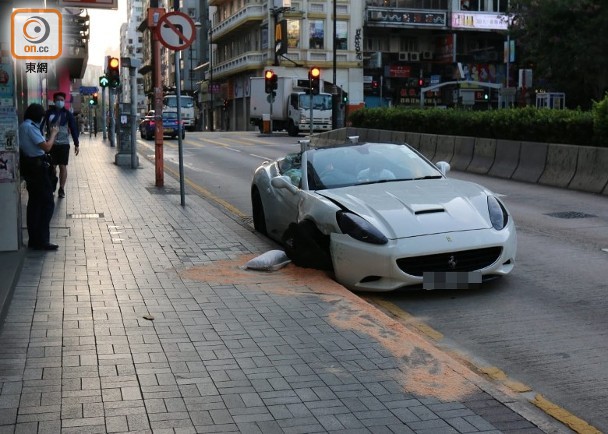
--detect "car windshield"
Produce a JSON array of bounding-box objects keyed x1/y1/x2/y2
[
  {"x1": 163, "y1": 96, "x2": 194, "y2": 108},
  {"x1": 306, "y1": 143, "x2": 442, "y2": 190},
  {"x1": 299, "y1": 94, "x2": 332, "y2": 110}
]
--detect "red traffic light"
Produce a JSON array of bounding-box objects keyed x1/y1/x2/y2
[
  {"x1": 418, "y1": 78, "x2": 424, "y2": 87},
  {"x1": 265, "y1": 70, "x2": 274, "y2": 80}
]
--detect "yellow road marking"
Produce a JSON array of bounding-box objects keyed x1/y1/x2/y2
[
  {"x1": 140, "y1": 149, "x2": 248, "y2": 219},
  {"x1": 364, "y1": 296, "x2": 443, "y2": 341},
  {"x1": 365, "y1": 297, "x2": 599, "y2": 433},
  {"x1": 533, "y1": 394, "x2": 602, "y2": 434}
]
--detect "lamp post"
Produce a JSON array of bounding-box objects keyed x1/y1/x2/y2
[
  {"x1": 208, "y1": 21, "x2": 214, "y2": 132},
  {"x1": 190, "y1": 20, "x2": 202, "y2": 92}
]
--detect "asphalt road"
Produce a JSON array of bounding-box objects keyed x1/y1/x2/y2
[{"x1": 137, "y1": 131, "x2": 608, "y2": 432}]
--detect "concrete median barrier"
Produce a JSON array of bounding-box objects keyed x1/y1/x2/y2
[
  {"x1": 567, "y1": 146, "x2": 608, "y2": 194},
  {"x1": 419, "y1": 134, "x2": 437, "y2": 160},
  {"x1": 391, "y1": 131, "x2": 407, "y2": 144},
  {"x1": 538, "y1": 143, "x2": 578, "y2": 188},
  {"x1": 365, "y1": 129, "x2": 381, "y2": 142},
  {"x1": 489, "y1": 139, "x2": 521, "y2": 179},
  {"x1": 512, "y1": 141, "x2": 548, "y2": 183},
  {"x1": 467, "y1": 138, "x2": 496, "y2": 174},
  {"x1": 434, "y1": 135, "x2": 454, "y2": 163},
  {"x1": 378, "y1": 129, "x2": 393, "y2": 142},
  {"x1": 405, "y1": 132, "x2": 421, "y2": 149},
  {"x1": 450, "y1": 136, "x2": 475, "y2": 171}
]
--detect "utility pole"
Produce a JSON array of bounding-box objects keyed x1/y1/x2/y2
[{"x1": 208, "y1": 23, "x2": 214, "y2": 132}]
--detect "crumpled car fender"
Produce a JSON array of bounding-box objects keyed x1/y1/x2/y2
[{"x1": 296, "y1": 192, "x2": 342, "y2": 236}]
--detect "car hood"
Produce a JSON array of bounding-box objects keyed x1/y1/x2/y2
[{"x1": 317, "y1": 179, "x2": 494, "y2": 239}]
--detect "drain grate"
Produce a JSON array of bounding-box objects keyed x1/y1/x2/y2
[
  {"x1": 242, "y1": 216, "x2": 254, "y2": 227},
  {"x1": 146, "y1": 186, "x2": 180, "y2": 195},
  {"x1": 68, "y1": 213, "x2": 104, "y2": 219},
  {"x1": 545, "y1": 211, "x2": 596, "y2": 219}
]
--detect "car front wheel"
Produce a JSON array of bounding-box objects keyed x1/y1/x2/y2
[{"x1": 251, "y1": 188, "x2": 267, "y2": 235}]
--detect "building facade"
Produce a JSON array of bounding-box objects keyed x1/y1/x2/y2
[
  {"x1": 120, "y1": 0, "x2": 147, "y2": 116},
  {"x1": 136, "y1": 0, "x2": 512, "y2": 131}
]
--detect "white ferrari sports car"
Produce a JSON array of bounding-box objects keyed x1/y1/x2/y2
[{"x1": 251, "y1": 137, "x2": 516, "y2": 292}]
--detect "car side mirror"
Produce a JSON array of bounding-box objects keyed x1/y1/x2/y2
[
  {"x1": 436, "y1": 161, "x2": 450, "y2": 176},
  {"x1": 271, "y1": 175, "x2": 297, "y2": 193}
]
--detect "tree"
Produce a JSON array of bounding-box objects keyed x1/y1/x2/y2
[{"x1": 510, "y1": 0, "x2": 608, "y2": 109}]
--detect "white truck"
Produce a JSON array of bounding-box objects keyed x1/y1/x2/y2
[
  {"x1": 163, "y1": 94, "x2": 196, "y2": 131},
  {"x1": 249, "y1": 76, "x2": 333, "y2": 136}
]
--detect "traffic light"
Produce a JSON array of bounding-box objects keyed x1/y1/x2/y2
[
  {"x1": 371, "y1": 80, "x2": 379, "y2": 95},
  {"x1": 107, "y1": 57, "x2": 120, "y2": 88},
  {"x1": 418, "y1": 78, "x2": 424, "y2": 87},
  {"x1": 270, "y1": 73, "x2": 278, "y2": 91},
  {"x1": 89, "y1": 92, "x2": 98, "y2": 106},
  {"x1": 265, "y1": 70, "x2": 275, "y2": 94},
  {"x1": 99, "y1": 75, "x2": 109, "y2": 88},
  {"x1": 309, "y1": 67, "x2": 321, "y2": 95}
]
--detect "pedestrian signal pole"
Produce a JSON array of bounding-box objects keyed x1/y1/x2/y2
[
  {"x1": 308, "y1": 67, "x2": 320, "y2": 135},
  {"x1": 264, "y1": 70, "x2": 277, "y2": 133}
]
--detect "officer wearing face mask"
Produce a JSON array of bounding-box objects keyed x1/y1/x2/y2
[
  {"x1": 42, "y1": 91, "x2": 80, "y2": 198},
  {"x1": 19, "y1": 103, "x2": 60, "y2": 250}
]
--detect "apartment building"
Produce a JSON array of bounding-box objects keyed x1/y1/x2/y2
[{"x1": 138, "y1": 0, "x2": 511, "y2": 130}]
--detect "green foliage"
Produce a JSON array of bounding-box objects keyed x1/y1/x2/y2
[
  {"x1": 348, "y1": 107, "x2": 597, "y2": 147},
  {"x1": 593, "y1": 93, "x2": 608, "y2": 146},
  {"x1": 509, "y1": 0, "x2": 608, "y2": 109}
]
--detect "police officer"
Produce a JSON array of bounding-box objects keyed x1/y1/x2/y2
[{"x1": 19, "y1": 103, "x2": 60, "y2": 250}]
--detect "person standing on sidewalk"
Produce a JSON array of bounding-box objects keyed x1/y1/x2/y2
[
  {"x1": 19, "y1": 103, "x2": 60, "y2": 250},
  {"x1": 43, "y1": 92, "x2": 79, "y2": 198}
]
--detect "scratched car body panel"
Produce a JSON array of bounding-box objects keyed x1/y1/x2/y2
[{"x1": 251, "y1": 139, "x2": 517, "y2": 292}]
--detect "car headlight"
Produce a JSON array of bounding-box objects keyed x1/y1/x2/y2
[
  {"x1": 488, "y1": 196, "x2": 508, "y2": 230},
  {"x1": 336, "y1": 211, "x2": 388, "y2": 244}
]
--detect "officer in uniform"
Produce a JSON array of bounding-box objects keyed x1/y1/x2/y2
[{"x1": 19, "y1": 103, "x2": 59, "y2": 250}]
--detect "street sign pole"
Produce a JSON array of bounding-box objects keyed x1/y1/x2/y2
[
  {"x1": 101, "y1": 86, "x2": 107, "y2": 139},
  {"x1": 156, "y1": 9, "x2": 196, "y2": 196},
  {"x1": 175, "y1": 50, "x2": 186, "y2": 207}
]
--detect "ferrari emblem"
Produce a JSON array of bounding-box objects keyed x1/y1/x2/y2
[{"x1": 448, "y1": 255, "x2": 457, "y2": 270}]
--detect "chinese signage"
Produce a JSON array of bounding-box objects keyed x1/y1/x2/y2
[
  {"x1": 387, "y1": 65, "x2": 411, "y2": 78},
  {"x1": 59, "y1": 0, "x2": 118, "y2": 10},
  {"x1": 367, "y1": 9, "x2": 446, "y2": 27},
  {"x1": 451, "y1": 12, "x2": 509, "y2": 30}
]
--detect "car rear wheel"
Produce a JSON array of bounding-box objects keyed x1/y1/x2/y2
[{"x1": 251, "y1": 189, "x2": 267, "y2": 235}]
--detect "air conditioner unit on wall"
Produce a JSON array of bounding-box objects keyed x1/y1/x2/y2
[
  {"x1": 409, "y1": 52, "x2": 420, "y2": 61},
  {"x1": 398, "y1": 52, "x2": 409, "y2": 61},
  {"x1": 422, "y1": 51, "x2": 433, "y2": 60}
]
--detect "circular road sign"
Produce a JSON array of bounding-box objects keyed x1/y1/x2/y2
[{"x1": 156, "y1": 11, "x2": 196, "y2": 51}]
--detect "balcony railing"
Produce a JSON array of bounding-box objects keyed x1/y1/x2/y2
[
  {"x1": 212, "y1": 51, "x2": 266, "y2": 80},
  {"x1": 211, "y1": 5, "x2": 266, "y2": 40}
]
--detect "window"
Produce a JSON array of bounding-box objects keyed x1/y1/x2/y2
[
  {"x1": 309, "y1": 20, "x2": 324, "y2": 49},
  {"x1": 287, "y1": 20, "x2": 300, "y2": 48},
  {"x1": 336, "y1": 21, "x2": 348, "y2": 50}
]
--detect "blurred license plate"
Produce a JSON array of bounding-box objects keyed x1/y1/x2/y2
[
  {"x1": 423, "y1": 271, "x2": 482, "y2": 290},
  {"x1": 164, "y1": 128, "x2": 175, "y2": 134}
]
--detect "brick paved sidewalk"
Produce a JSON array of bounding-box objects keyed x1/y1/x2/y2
[{"x1": 0, "y1": 136, "x2": 571, "y2": 433}]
